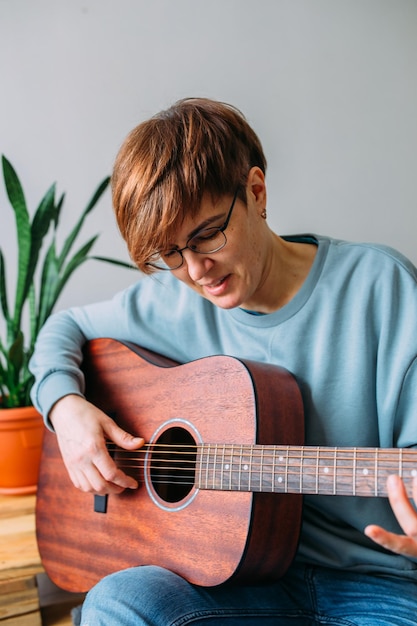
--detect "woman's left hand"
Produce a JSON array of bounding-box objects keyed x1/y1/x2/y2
[{"x1": 365, "y1": 474, "x2": 417, "y2": 558}]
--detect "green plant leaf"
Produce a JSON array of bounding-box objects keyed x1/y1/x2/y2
[
  {"x1": 2, "y1": 156, "x2": 27, "y2": 215},
  {"x1": 2, "y1": 156, "x2": 31, "y2": 335},
  {"x1": 52, "y1": 192, "x2": 65, "y2": 230},
  {"x1": 0, "y1": 356, "x2": 6, "y2": 402},
  {"x1": 30, "y1": 184, "x2": 57, "y2": 262},
  {"x1": 54, "y1": 236, "x2": 99, "y2": 303},
  {"x1": 36, "y1": 241, "x2": 60, "y2": 336},
  {"x1": 91, "y1": 256, "x2": 137, "y2": 270},
  {"x1": 8, "y1": 330, "x2": 24, "y2": 382},
  {"x1": 0, "y1": 249, "x2": 10, "y2": 322},
  {"x1": 0, "y1": 160, "x2": 128, "y2": 408},
  {"x1": 28, "y1": 283, "x2": 37, "y2": 351},
  {"x1": 56, "y1": 177, "x2": 110, "y2": 271},
  {"x1": 16, "y1": 185, "x2": 58, "y2": 329}
]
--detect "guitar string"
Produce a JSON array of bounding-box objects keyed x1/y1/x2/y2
[
  {"x1": 104, "y1": 445, "x2": 416, "y2": 468},
  {"x1": 112, "y1": 462, "x2": 407, "y2": 477},
  {"x1": 106, "y1": 462, "x2": 411, "y2": 478},
  {"x1": 108, "y1": 451, "x2": 417, "y2": 471},
  {"x1": 107, "y1": 459, "x2": 414, "y2": 481},
  {"x1": 100, "y1": 444, "x2": 416, "y2": 487},
  {"x1": 105, "y1": 449, "x2": 415, "y2": 465},
  {"x1": 98, "y1": 465, "x2": 410, "y2": 494},
  {"x1": 109, "y1": 453, "x2": 409, "y2": 465},
  {"x1": 105, "y1": 443, "x2": 417, "y2": 458}
]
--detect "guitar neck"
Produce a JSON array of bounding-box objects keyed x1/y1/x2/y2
[{"x1": 196, "y1": 444, "x2": 417, "y2": 498}]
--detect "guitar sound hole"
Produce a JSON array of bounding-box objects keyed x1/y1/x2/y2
[{"x1": 150, "y1": 427, "x2": 197, "y2": 503}]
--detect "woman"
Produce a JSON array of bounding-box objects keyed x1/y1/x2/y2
[{"x1": 31, "y1": 98, "x2": 417, "y2": 625}]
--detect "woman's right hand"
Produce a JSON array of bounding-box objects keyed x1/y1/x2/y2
[{"x1": 49, "y1": 394, "x2": 144, "y2": 495}]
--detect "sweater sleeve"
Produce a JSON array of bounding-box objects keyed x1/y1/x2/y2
[{"x1": 29, "y1": 283, "x2": 144, "y2": 423}]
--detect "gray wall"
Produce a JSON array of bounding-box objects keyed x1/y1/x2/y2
[{"x1": 1, "y1": 0, "x2": 416, "y2": 312}]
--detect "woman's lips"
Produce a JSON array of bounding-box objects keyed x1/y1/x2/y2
[{"x1": 200, "y1": 274, "x2": 230, "y2": 296}]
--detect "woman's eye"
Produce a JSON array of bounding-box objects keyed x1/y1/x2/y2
[
  {"x1": 193, "y1": 228, "x2": 219, "y2": 243},
  {"x1": 162, "y1": 249, "x2": 178, "y2": 259}
]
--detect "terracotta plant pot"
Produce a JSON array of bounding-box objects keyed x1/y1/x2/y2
[{"x1": 0, "y1": 405, "x2": 45, "y2": 495}]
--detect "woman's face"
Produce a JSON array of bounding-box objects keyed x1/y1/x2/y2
[{"x1": 170, "y1": 168, "x2": 273, "y2": 312}]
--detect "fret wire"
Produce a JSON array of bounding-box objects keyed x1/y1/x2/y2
[
  {"x1": 213, "y1": 444, "x2": 218, "y2": 490},
  {"x1": 272, "y1": 446, "x2": 276, "y2": 492},
  {"x1": 248, "y1": 448, "x2": 253, "y2": 491},
  {"x1": 205, "y1": 443, "x2": 210, "y2": 489},
  {"x1": 197, "y1": 445, "x2": 203, "y2": 489},
  {"x1": 374, "y1": 447, "x2": 378, "y2": 496},
  {"x1": 229, "y1": 444, "x2": 234, "y2": 491},
  {"x1": 399, "y1": 448, "x2": 403, "y2": 478},
  {"x1": 220, "y1": 444, "x2": 225, "y2": 490},
  {"x1": 299, "y1": 446, "x2": 304, "y2": 493},
  {"x1": 333, "y1": 447, "x2": 337, "y2": 495},
  {"x1": 260, "y1": 446, "x2": 264, "y2": 492},
  {"x1": 223, "y1": 444, "x2": 228, "y2": 490},
  {"x1": 315, "y1": 447, "x2": 319, "y2": 494},
  {"x1": 285, "y1": 446, "x2": 289, "y2": 493},
  {"x1": 353, "y1": 447, "x2": 357, "y2": 496},
  {"x1": 237, "y1": 444, "x2": 242, "y2": 491}
]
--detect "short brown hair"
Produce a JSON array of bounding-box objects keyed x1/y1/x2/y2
[{"x1": 112, "y1": 97, "x2": 267, "y2": 273}]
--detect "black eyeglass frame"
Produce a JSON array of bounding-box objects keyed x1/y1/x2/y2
[{"x1": 146, "y1": 188, "x2": 240, "y2": 271}]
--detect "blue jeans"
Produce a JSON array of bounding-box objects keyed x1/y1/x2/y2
[{"x1": 80, "y1": 563, "x2": 417, "y2": 625}]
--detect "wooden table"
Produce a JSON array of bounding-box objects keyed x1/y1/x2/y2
[{"x1": 0, "y1": 494, "x2": 83, "y2": 626}]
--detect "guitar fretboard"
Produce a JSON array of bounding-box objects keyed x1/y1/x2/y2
[{"x1": 196, "y1": 445, "x2": 417, "y2": 498}]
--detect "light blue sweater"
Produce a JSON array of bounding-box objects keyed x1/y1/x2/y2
[{"x1": 30, "y1": 235, "x2": 417, "y2": 579}]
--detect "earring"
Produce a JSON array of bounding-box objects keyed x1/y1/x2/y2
[{"x1": 261, "y1": 209, "x2": 267, "y2": 219}]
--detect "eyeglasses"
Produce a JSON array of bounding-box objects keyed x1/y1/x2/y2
[{"x1": 146, "y1": 189, "x2": 239, "y2": 270}]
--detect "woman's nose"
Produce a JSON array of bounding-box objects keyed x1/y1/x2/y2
[{"x1": 182, "y1": 249, "x2": 214, "y2": 281}]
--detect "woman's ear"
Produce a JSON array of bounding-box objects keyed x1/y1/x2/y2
[{"x1": 246, "y1": 166, "x2": 267, "y2": 214}]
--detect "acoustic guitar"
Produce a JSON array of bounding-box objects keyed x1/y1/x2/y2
[{"x1": 36, "y1": 338, "x2": 417, "y2": 593}]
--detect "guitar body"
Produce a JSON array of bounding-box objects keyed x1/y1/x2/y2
[{"x1": 36, "y1": 338, "x2": 304, "y2": 592}]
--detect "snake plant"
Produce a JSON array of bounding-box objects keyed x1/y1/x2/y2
[{"x1": 0, "y1": 155, "x2": 133, "y2": 408}]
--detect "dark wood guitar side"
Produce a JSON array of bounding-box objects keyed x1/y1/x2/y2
[{"x1": 36, "y1": 338, "x2": 304, "y2": 592}]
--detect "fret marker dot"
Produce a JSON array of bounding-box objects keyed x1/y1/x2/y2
[
  {"x1": 279, "y1": 456, "x2": 284, "y2": 462},
  {"x1": 243, "y1": 464, "x2": 249, "y2": 471},
  {"x1": 278, "y1": 476, "x2": 283, "y2": 483},
  {"x1": 363, "y1": 468, "x2": 369, "y2": 475},
  {"x1": 324, "y1": 467, "x2": 329, "y2": 474},
  {"x1": 225, "y1": 464, "x2": 230, "y2": 470},
  {"x1": 412, "y1": 469, "x2": 417, "y2": 477}
]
